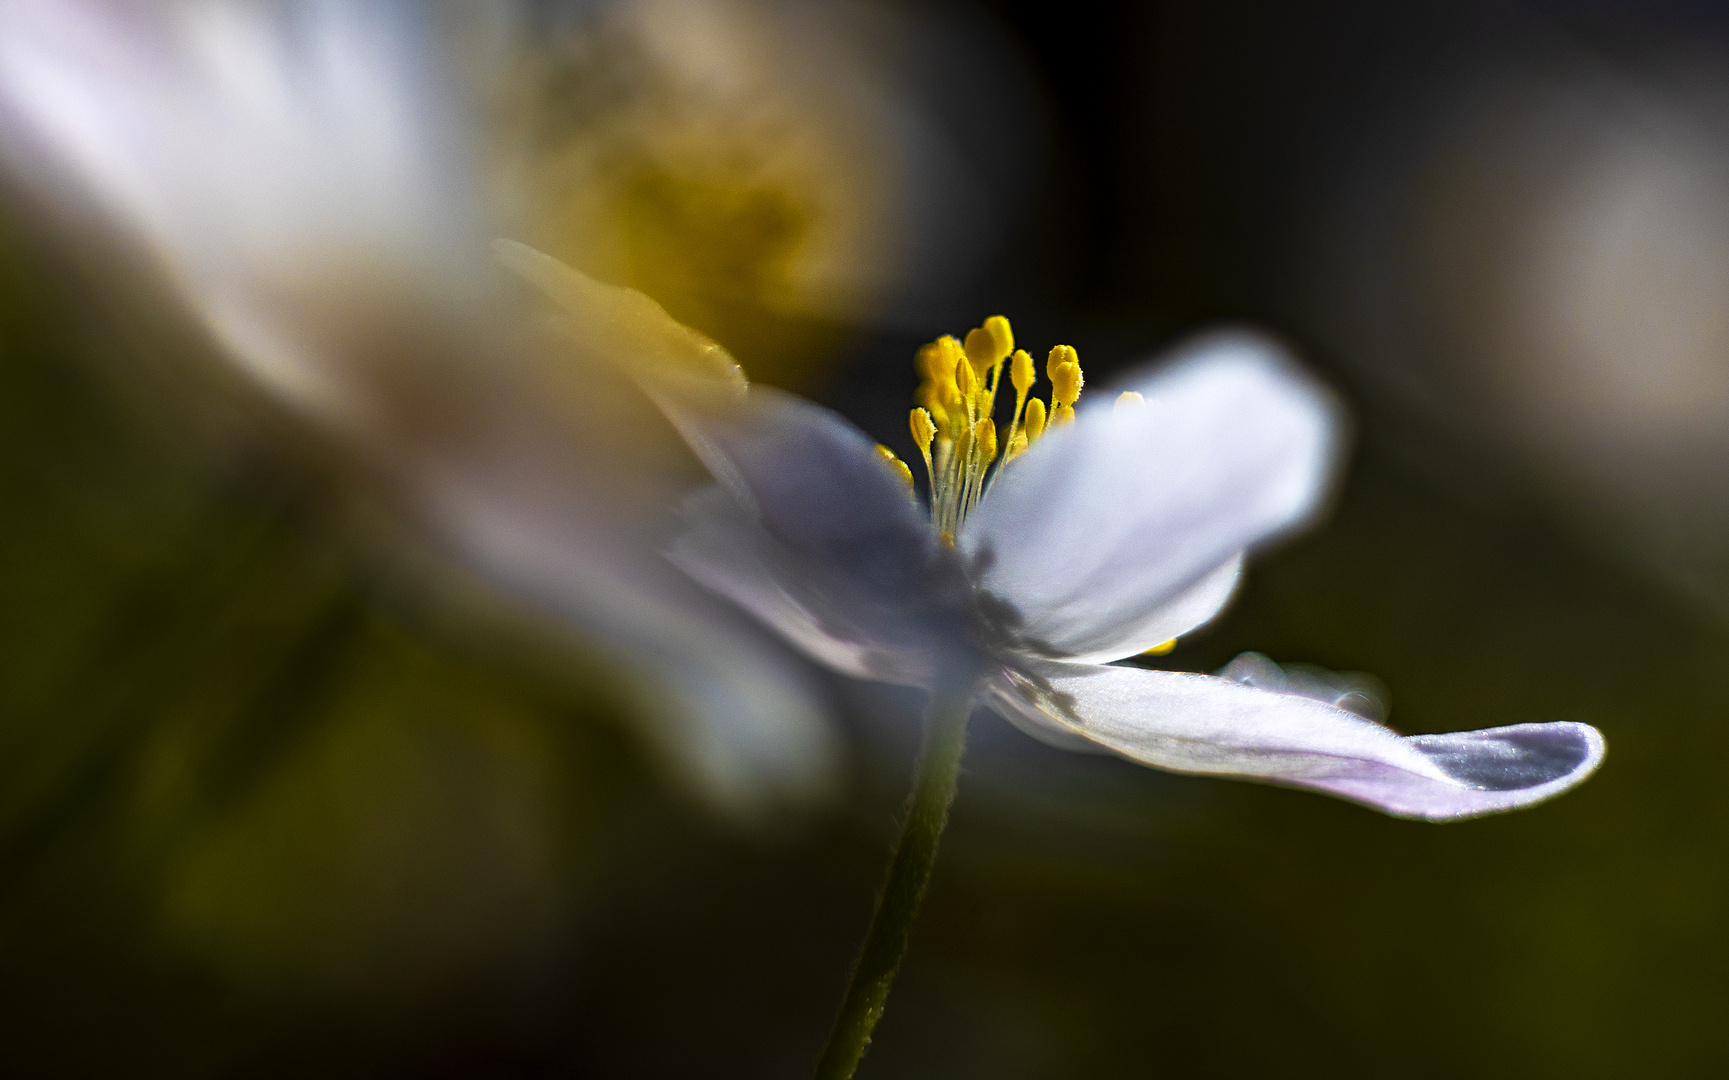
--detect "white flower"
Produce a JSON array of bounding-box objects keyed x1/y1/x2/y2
[
  {"x1": 0, "y1": 0, "x2": 839, "y2": 817},
  {"x1": 649, "y1": 320, "x2": 1605, "y2": 821}
]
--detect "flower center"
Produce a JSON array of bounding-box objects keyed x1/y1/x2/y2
[{"x1": 876, "y1": 316, "x2": 1087, "y2": 543}]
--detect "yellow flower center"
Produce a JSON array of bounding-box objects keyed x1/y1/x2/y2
[{"x1": 875, "y1": 315, "x2": 1108, "y2": 544}]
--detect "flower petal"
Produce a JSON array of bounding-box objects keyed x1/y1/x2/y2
[
  {"x1": 0, "y1": 0, "x2": 480, "y2": 419},
  {"x1": 494, "y1": 240, "x2": 748, "y2": 394},
  {"x1": 663, "y1": 388, "x2": 975, "y2": 682},
  {"x1": 0, "y1": 1, "x2": 843, "y2": 820},
  {"x1": 669, "y1": 486, "x2": 944, "y2": 686},
  {"x1": 960, "y1": 331, "x2": 1341, "y2": 662},
  {"x1": 989, "y1": 661, "x2": 1605, "y2": 820}
]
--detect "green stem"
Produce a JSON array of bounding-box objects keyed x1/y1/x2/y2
[{"x1": 811, "y1": 675, "x2": 977, "y2": 1080}]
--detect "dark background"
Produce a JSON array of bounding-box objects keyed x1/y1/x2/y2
[{"x1": 4, "y1": 1, "x2": 1726, "y2": 1076}]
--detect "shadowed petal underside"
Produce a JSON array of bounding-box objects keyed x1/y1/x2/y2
[
  {"x1": 663, "y1": 387, "x2": 976, "y2": 676},
  {"x1": 670, "y1": 486, "x2": 948, "y2": 686}
]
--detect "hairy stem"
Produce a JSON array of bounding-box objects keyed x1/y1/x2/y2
[{"x1": 810, "y1": 675, "x2": 976, "y2": 1080}]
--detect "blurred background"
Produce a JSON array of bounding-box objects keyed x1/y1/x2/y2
[{"x1": 2, "y1": 0, "x2": 1727, "y2": 1076}]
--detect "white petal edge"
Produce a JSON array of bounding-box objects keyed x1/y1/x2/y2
[
  {"x1": 960, "y1": 330, "x2": 1341, "y2": 663},
  {"x1": 1031, "y1": 554, "x2": 1243, "y2": 665},
  {"x1": 989, "y1": 661, "x2": 1605, "y2": 821}
]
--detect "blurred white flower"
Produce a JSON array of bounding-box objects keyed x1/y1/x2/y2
[{"x1": 0, "y1": 0, "x2": 856, "y2": 817}]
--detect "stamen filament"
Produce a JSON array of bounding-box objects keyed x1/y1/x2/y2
[
  {"x1": 1003, "y1": 349, "x2": 1036, "y2": 463},
  {"x1": 909, "y1": 408, "x2": 938, "y2": 498}
]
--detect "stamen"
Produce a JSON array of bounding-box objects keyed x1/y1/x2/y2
[
  {"x1": 904, "y1": 318, "x2": 1082, "y2": 532},
  {"x1": 915, "y1": 384, "x2": 949, "y2": 432},
  {"x1": 916, "y1": 340, "x2": 948, "y2": 382},
  {"x1": 1050, "y1": 356, "x2": 1082, "y2": 429},
  {"x1": 974, "y1": 419, "x2": 998, "y2": 462},
  {"x1": 910, "y1": 407, "x2": 936, "y2": 455},
  {"x1": 1046, "y1": 344, "x2": 1077, "y2": 381},
  {"x1": 1023, "y1": 398, "x2": 1047, "y2": 443},
  {"x1": 939, "y1": 424, "x2": 974, "y2": 534},
  {"x1": 909, "y1": 407, "x2": 937, "y2": 494},
  {"x1": 1002, "y1": 348, "x2": 1037, "y2": 463},
  {"x1": 1141, "y1": 639, "x2": 1177, "y2": 656},
  {"x1": 877, "y1": 444, "x2": 915, "y2": 491},
  {"x1": 1114, "y1": 391, "x2": 1144, "y2": 412},
  {"x1": 1010, "y1": 349, "x2": 1035, "y2": 396},
  {"x1": 1051, "y1": 360, "x2": 1082, "y2": 407},
  {"x1": 963, "y1": 327, "x2": 1001, "y2": 376},
  {"x1": 954, "y1": 353, "x2": 978, "y2": 408},
  {"x1": 962, "y1": 418, "x2": 997, "y2": 520},
  {"x1": 936, "y1": 335, "x2": 966, "y2": 382}
]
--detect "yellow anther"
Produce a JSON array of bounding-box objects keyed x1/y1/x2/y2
[
  {"x1": 1141, "y1": 639, "x2": 1177, "y2": 656},
  {"x1": 921, "y1": 337, "x2": 965, "y2": 391},
  {"x1": 1023, "y1": 398, "x2": 1047, "y2": 442},
  {"x1": 909, "y1": 408, "x2": 936, "y2": 454},
  {"x1": 1047, "y1": 344, "x2": 1078, "y2": 382},
  {"x1": 1052, "y1": 361, "x2": 1083, "y2": 408},
  {"x1": 877, "y1": 444, "x2": 915, "y2": 490},
  {"x1": 902, "y1": 315, "x2": 1087, "y2": 531},
  {"x1": 974, "y1": 418, "x2": 998, "y2": 465},
  {"x1": 1114, "y1": 390, "x2": 1145, "y2": 412},
  {"x1": 954, "y1": 354, "x2": 977, "y2": 399},
  {"x1": 964, "y1": 326, "x2": 1000, "y2": 375},
  {"x1": 1010, "y1": 349, "x2": 1035, "y2": 395},
  {"x1": 908, "y1": 408, "x2": 939, "y2": 504},
  {"x1": 916, "y1": 340, "x2": 948, "y2": 383},
  {"x1": 914, "y1": 385, "x2": 950, "y2": 433}
]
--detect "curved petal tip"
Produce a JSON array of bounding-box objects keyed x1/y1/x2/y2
[{"x1": 1389, "y1": 721, "x2": 1606, "y2": 821}]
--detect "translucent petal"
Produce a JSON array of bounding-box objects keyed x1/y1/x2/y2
[
  {"x1": 960, "y1": 331, "x2": 1340, "y2": 662},
  {"x1": 494, "y1": 240, "x2": 748, "y2": 394},
  {"x1": 980, "y1": 675, "x2": 1111, "y2": 754},
  {"x1": 670, "y1": 486, "x2": 946, "y2": 686},
  {"x1": 664, "y1": 389, "x2": 975, "y2": 681},
  {"x1": 424, "y1": 469, "x2": 843, "y2": 819},
  {"x1": 1216, "y1": 650, "x2": 1391, "y2": 721},
  {"x1": 0, "y1": 0, "x2": 479, "y2": 419},
  {"x1": 1012, "y1": 554, "x2": 1244, "y2": 665},
  {"x1": 989, "y1": 661, "x2": 1605, "y2": 821}
]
